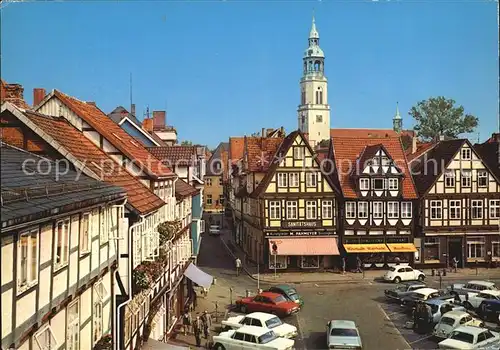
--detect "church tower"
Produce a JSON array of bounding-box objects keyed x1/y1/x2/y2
[
  {"x1": 393, "y1": 102, "x2": 403, "y2": 133},
  {"x1": 297, "y1": 16, "x2": 330, "y2": 147}
]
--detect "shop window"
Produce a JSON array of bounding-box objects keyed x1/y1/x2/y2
[
  {"x1": 424, "y1": 238, "x2": 440, "y2": 262},
  {"x1": 449, "y1": 200, "x2": 461, "y2": 219},
  {"x1": 269, "y1": 255, "x2": 287, "y2": 269},
  {"x1": 444, "y1": 170, "x2": 455, "y2": 187},
  {"x1": 301, "y1": 256, "x2": 319, "y2": 269},
  {"x1": 492, "y1": 240, "x2": 500, "y2": 259},
  {"x1": 467, "y1": 237, "x2": 485, "y2": 260}
]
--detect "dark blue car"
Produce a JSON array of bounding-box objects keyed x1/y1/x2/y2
[{"x1": 477, "y1": 299, "x2": 500, "y2": 323}]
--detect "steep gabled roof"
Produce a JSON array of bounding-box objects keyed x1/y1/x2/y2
[
  {"x1": 331, "y1": 136, "x2": 418, "y2": 199},
  {"x1": 148, "y1": 145, "x2": 197, "y2": 167},
  {"x1": 407, "y1": 141, "x2": 436, "y2": 163},
  {"x1": 206, "y1": 142, "x2": 229, "y2": 176},
  {"x1": 245, "y1": 137, "x2": 284, "y2": 172},
  {"x1": 474, "y1": 141, "x2": 500, "y2": 184},
  {"x1": 350, "y1": 144, "x2": 403, "y2": 177},
  {"x1": 5, "y1": 106, "x2": 165, "y2": 215},
  {"x1": 175, "y1": 179, "x2": 199, "y2": 200},
  {"x1": 47, "y1": 90, "x2": 174, "y2": 179},
  {"x1": 250, "y1": 130, "x2": 341, "y2": 198}
]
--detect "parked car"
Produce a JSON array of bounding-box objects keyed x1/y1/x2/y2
[
  {"x1": 438, "y1": 326, "x2": 500, "y2": 349},
  {"x1": 477, "y1": 299, "x2": 500, "y2": 323},
  {"x1": 447, "y1": 281, "x2": 498, "y2": 298},
  {"x1": 400, "y1": 288, "x2": 442, "y2": 311},
  {"x1": 209, "y1": 225, "x2": 221, "y2": 235},
  {"x1": 384, "y1": 281, "x2": 427, "y2": 302},
  {"x1": 383, "y1": 266, "x2": 425, "y2": 283},
  {"x1": 221, "y1": 312, "x2": 298, "y2": 338},
  {"x1": 212, "y1": 325, "x2": 295, "y2": 350},
  {"x1": 432, "y1": 310, "x2": 484, "y2": 340},
  {"x1": 463, "y1": 290, "x2": 500, "y2": 310},
  {"x1": 426, "y1": 299, "x2": 466, "y2": 323},
  {"x1": 326, "y1": 320, "x2": 362, "y2": 350},
  {"x1": 235, "y1": 292, "x2": 300, "y2": 318},
  {"x1": 267, "y1": 285, "x2": 304, "y2": 307}
]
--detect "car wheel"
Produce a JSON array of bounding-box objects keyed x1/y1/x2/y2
[
  {"x1": 479, "y1": 322, "x2": 485, "y2": 327},
  {"x1": 394, "y1": 276, "x2": 401, "y2": 284},
  {"x1": 214, "y1": 343, "x2": 225, "y2": 350},
  {"x1": 418, "y1": 275, "x2": 425, "y2": 281},
  {"x1": 240, "y1": 305, "x2": 247, "y2": 313}
]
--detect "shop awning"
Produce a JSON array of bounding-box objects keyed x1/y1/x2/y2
[
  {"x1": 183, "y1": 263, "x2": 213, "y2": 288},
  {"x1": 344, "y1": 244, "x2": 390, "y2": 253},
  {"x1": 268, "y1": 237, "x2": 340, "y2": 256},
  {"x1": 387, "y1": 243, "x2": 417, "y2": 253}
]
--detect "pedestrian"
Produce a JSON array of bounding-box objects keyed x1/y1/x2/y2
[
  {"x1": 356, "y1": 256, "x2": 362, "y2": 273},
  {"x1": 453, "y1": 257, "x2": 459, "y2": 273},
  {"x1": 341, "y1": 257, "x2": 346, "y2": 274},
  {"x1": 201, "y1": 311, "x2": 211, "y2": 339},
  {"x1": 235, "y1": 257, "x2": 241, "y2": 276},
  {"x1": 424, "y1": 302, "x2": 433, "y2": 333},
  {"x1": 192, "y1": 289, "x2": 198, "y2": 309},
  {"x1": 182, "y1": 310, "x2": 192, "y2": 336},
  {"x1": 394, "y1": 256, "x2": 400, "y2": 266},
  {"x1": 193, "y1": 316, "x2": 202, "y2": 347}
]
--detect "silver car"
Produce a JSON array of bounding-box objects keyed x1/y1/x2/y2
[{"x1": 326, "y1": 320, "x2": 362, "y2": 349}]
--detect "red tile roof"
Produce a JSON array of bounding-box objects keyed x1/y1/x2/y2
[
  {"x1": 1, "y1": 80, "x2": 30, "y2": 110},
  {"x1": 245, "y1": 137, "x2": 284, "y2": 172},
  {"x1": 23, "y1": 110, "x2": 165, "y2": 215},
  {"x1": 147, "y1": 146, "x2": 196, "y2": 167},
  {"x1": 406, "y1": 142, "x2": 436, "y2": 163},
  {"x1": 229, "y1": 137, "x2": 244, "y2": 164},
  {"x1": 331, "y1": 137, "x2": 418, "y2": 199},
  {"x1": 175, "y1": 179, "x2": 199, "y2": 200},
  {"x1": 52, "y1": 90, "x2": 174, "y2": 179},
  {"x1": 330, "y1": 128, "x2": 415, "y2": 139}
]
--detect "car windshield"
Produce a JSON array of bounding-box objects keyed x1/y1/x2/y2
[
  {"x1": 394, "y1": 285, "x2": 408, "y2": 292},
  {"x1": 330, "y1": 328, "x2": 358, "y2": 337},
  {"x1": 439, "y1": 317, "x2": 456, "y2": 326},
  {"x1": 449, "y1": 331, "x2": 474, "y2": 344},
  {"x1": 413, "y1": 293, "x2": 426, "y2": 299},
  {"x1": 273, "y1": 295, "x2": 287, "y2": 303},
  {"x1": 258, "y1": 331, "x2": 277, "y2": 344},
  {"x1": 429, "y1": 304, "x2": 439, "y2": 314},
  {"x1": 265, "y1": 317, "x2": 282, "y2": 329}
]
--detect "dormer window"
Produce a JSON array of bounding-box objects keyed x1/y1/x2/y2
[
  {"x1": 359, "y1": 178, "x2": 369, "y2": 190},
  {"x1": 372, "y1": 178, "x2": 385, "y2": 190},
  {"x1": 388, "y1": 178, "x2": 398, "y2": 190}
]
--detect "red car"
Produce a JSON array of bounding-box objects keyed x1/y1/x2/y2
[{"x1": 235, "y1": 291, "x2": 300, "y2": 318}]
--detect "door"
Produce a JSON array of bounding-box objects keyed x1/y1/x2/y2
[{"x1": 448, "y1": 239, "x2": 463, "y2": 268}]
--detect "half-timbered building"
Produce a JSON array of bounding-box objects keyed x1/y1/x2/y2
[
  {"x1": 329, "y1": 137, "x2": 419, "y2": 268},
  {"x1": 1, "y1": 144, "x2": 127, "y2": 350},
  {"x1": 410, "y1": 139, "x2": 500, "y2": 268},
  {"x1": 243, "y1": 130, "x2": 341, "y2": 271}
]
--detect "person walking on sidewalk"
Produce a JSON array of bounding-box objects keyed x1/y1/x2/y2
[
  {"x1": 452, "y1": 257, "x2": 459, "y2": 273},
  {"x1": 201, "y1": 310, "x2": 211, "y2": 339},
  {"x1": 182, "y1": 310, "x2": 192, "y2": 336},
  {"x1": 341, "y1": 257, "x2": 346, "y2": 274},
  {"x1": 235, "y1": 257, "x2": 242, "y2": 276},
  {"x1": 193, "y1": 316, "x2": 202, "y2": 347},
  {"x1": 355, "y1": 256, "x2": 362, "y2": 273}
]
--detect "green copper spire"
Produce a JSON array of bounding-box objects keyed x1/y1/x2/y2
[
  {"x1": 393, "y1": 102, "x2": 403, "y2": 132},
  {"x1": 310, "y1": 15, "x2": 319, "y2": 40}
]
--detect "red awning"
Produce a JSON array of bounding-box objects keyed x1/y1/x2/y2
[{"x1": 268, "y1": 237, "x2": 340, "y2": 256}]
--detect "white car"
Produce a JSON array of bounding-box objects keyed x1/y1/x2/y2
[
  {"x1": 438, "y1": 326, "x2": 500, "y2": 349},
  {"x1": 326, "y1": 320, "x2": 362, "y2": 350},
  {"x1": 383, "y1": 266, "x2": 425, "y2": 283},
  {"x1": 448, "y1": 281, "x2": 498, "y2": 298},
  {"x1": 212, "y1": 325, "x2": 294, "y2": 350},
  {"x1": 464, "y1": 290, "x2": 500, "y2": 310},
  {"x1": 433, "y1": 310, "x2": 484, "y2": 339},
  {"x1": 209, "y1": 225, "x2": 221, "y2": 235},
  {"x1": 221, "y1": 312, "x2": 298, "y2": 339}
]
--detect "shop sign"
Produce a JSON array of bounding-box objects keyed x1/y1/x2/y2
[
  {"x1": 282, "y1": 220, "x2": 321, "y2": 228},
  {"x1": 265, "y1": 231, "x2": 335, "y2": 237}
]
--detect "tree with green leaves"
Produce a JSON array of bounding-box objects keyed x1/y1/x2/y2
[
  {"x1": 181, "y1": 140, "x2": 193, "y2": 146},
  {"x1": 409, "y1": 96, "x2": 478, "y2": 141}
]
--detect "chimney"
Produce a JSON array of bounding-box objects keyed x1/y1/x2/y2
[
  {"x1": 131, "y1": 103, "x2": 136, "y2": 117},
  {"x1": 33, "y1": 88, "x2": 46, "y2": 106},
  {"x1": 153, "y1": 111, "x2": 166, "y2": 129},
  {"x1": 86, "y1": 101, "x2": 96, "y2": 107},
  {"x1": 280, "y1": 126, "x2": 284, "y2": 135},
  {"x1": 261, "y1": 128, "x2": 265, "y2": 137},
  {"x1": 143, "y1": 118, "x2": 153, "y2": 132},
  {"x1": 412, "y1": 136, "x2": 417, "y2": 154}
]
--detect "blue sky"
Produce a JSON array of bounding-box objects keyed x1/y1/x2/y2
[{"x1": 2, "y1": 0, "x2": 498, "y2": 148}]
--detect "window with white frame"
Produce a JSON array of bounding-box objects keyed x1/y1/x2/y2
[
  {"x1": 359, "y1": 178, "x2": 369, "y2": 191},
  {"x1": 449, "y1": 200, "x2": 461, "y2": 219},
  {"x1": 269, "y1": 201, "x2": 281, "y2": 219},
  {"x1": 401, "y1": 202, "x2": 412, "y2": 219},
  {"x1": 306, "y1": 201, "x2": 317, "y2": 219},
  {"x1": 206, "y1": 194, "x2": 212, "y2": 205},
  {"x1": 80, "y1": 213, "x2": 91, "y2": 255},
  {"x1": 358, "y1": 202, "x2": 368, "y2": 219},
  {"x1": 277, "y1": 173, "x2": 288, "y2": 187},
  {"x1": 478, "y1": 170, "x2": 488, "y2": 187},
  {"x1": 430, "y1": 200, "x2": 442, "y2": 219},
  {"x1": 444, "y1": 170, "x2": 455, "y2": 187},
  {"x1": 372, "y1": 178, "x2": 385, "y2": 190},
  {"x1": 461, "y1": 148, "x2": 471, "y2": 160},
  {"x1": 372, "y1": 202, "x2": 383, "y2": 219},
  {"x1": 461, "y1": 170, "x2": 471, "y2": 188},
  {"x1": 286, "y1": 201, "x2": 298, "y2": 219},
  {"x1": 306, "y1": 172, "x2": 317, "y2": 187},
  {"x1": 345, "y1": 202, "x2": 356, "y2": 219},
  {"x1": 471, "y1": 200, "x2": 483, "y2": 219},
  {"x1": 17, "y1": 228, "x2": 39, "y2": 291},
  {"x1": 55, "y1": 219, "x2": 70, "y2": 269},
  {"x1": 467, "y1": 237, "x2": 485, "y2": 259},
  {"x1": 34, "y1": 325, "x2": 58, "y2": 350},
  {"x1": 293, "y1": 147, "x2": 304, "y2": 160},
  {"x1": 388, "y1": 178, "x2": 398, "y2": 190},
  {"x1": 93, "y1": 280, "x2": 108, "y2": 345},
  {"x1": 322, "y1": 200, "x2": 333, "y2": 219},
  {"x1": 67, "y1": 299, "x2": 80, "y2": 350},
  {"x1": 387, "y1": 202, "x2": 399, "y2": 218},
  {"x1": 100, "y1": 207, "x2": 108, "y2": 244},
  {"x1": 490, "y1": 200, "x2": 500, "y2": 219},
  {"x1": 493, "y1": 240, "x2": 500, "y2": 259},
  {"x1": 289, "y1": 173, "x2": 299, "y2": 187}
]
